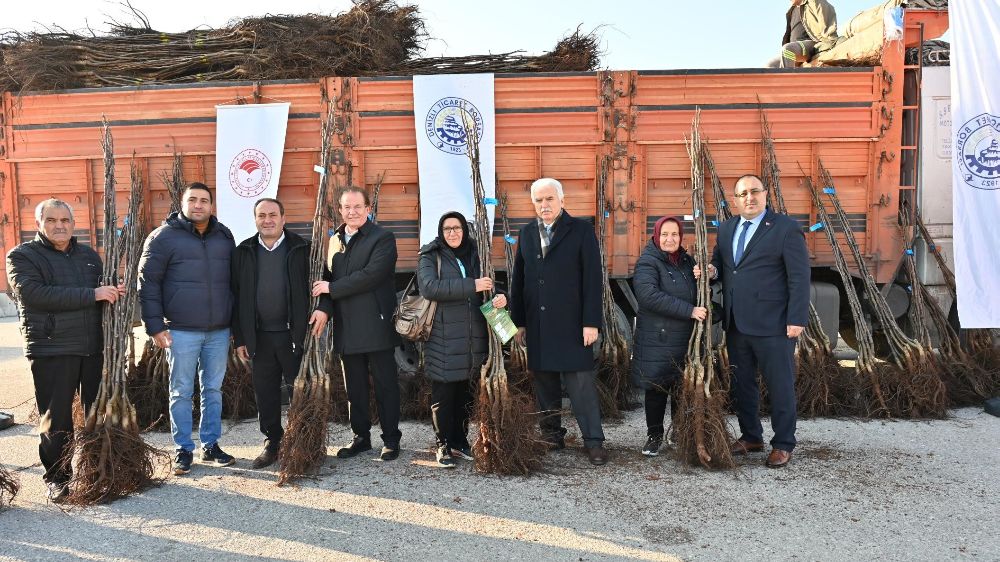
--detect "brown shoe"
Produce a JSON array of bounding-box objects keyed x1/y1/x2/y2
[
  {"x1": 251, "y1": 446, "x2": 279, "y2": 469},
  {"x1": 730, "y1": 439, "x2": 765, "y2": 456},
  {"x1": 585, "y1": 446, "x2": 608, "y2": 466},
  {"x1": 765, "y1": 449, "x2": 792, "y2": 468}
]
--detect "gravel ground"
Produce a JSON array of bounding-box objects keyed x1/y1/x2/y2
[{"x1": 0, "y1": 317, "x2": 997, "y2": 562}]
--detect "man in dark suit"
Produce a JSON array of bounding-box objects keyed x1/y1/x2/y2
[
  {"x1": 511, "y1": 177, "x2": 608, "y2": 465},
  {"x1": 312, "y1": 186, "x2": 402, "y2": 461},
  {"x1": 696, "y1": 174, "x2": 810, "y2": 468}
]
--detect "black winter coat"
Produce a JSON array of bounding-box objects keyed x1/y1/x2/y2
[
  {"x1": 511, "y1": 211, "x2": 603, "y2": 372},
  {"x1": 231, "y1": 230, "x2": 334, "y2": 356},
  {"x1": 416, "y1": 238, "x2": 488, "y2": 383},
  {"x1": 323, "y1": 220, "x2": 401, "y2": 355},
  {"x1": 6, "y1": 235, "x2": 103, "y2": 358},
  {"x1": 138, "y1": 212, "x2": 235, "y2": 336},
  {"x1": 630, "y1": 240, "x2": 698, "y2": 390}
]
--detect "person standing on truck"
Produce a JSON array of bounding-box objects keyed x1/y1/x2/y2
[
  {"x1": 630, "y1": 216, "x2": 706, "y2": 457},
  {"x1": 6, "y1": 199, "x2": 125, "y2": 502},
  {"x1": 779, "y1": 0, "x2": 840, "y2": 68},
  {"x1": 231, "y1": 198, "x2": 332, "y2": 469},
  {"x1": 416, "y1": 211, "x2": 507, "y2": 467},
  {"x1": 694, "y1": 174, "x2": 810, "y2": 468},
  {"x1": 511, "y1": 178, "x2": 608, "y2": 466},
  {"x1": 311, "y1": 186, "x2": 403, "y2": 462},
  {"x1": 138, "y1": 183, "x2": 237, "y2": 476}
]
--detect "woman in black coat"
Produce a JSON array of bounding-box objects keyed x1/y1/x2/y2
[
  {"x1": 417, "y1": 211, "x2": 506, "y2": 468},
  {"x1": 631, "y1": 216, "x2": 707, "y2": 457}
]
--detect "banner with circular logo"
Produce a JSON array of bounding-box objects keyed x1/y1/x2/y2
[{"x1": 215, "y1": 102, "x2": 290, "y2": 243}]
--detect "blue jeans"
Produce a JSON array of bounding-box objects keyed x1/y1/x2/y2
[{"x1": 166, "y1": 328, "x2": 230, "y2": 453}]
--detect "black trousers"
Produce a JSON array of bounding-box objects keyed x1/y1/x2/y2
[
  {"x1": 533, "y1": 370, "x2": 605, "y2": 448},
  {"x1": 29, "y1": 354, "x2": 102, "y2": 484},
  {"x1": 341, "y1": 349, "x2": 401, "y2": 447},
  {"x1": 251, "y1": 330, "x2": 302, "y2": 447},
  {"x1": 430, "y1": 379, "x2": 473, "y2": 450},
  {"x1": 727, "y1": 328, "x2": 798, "y2": 452},
  {"x1": 644, "y1": 383, "x2": 679, "y2": 438}
]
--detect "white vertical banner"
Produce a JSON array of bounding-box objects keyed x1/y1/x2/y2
[
  {"x1": 215, "y1": 102, "x2": 290, "y2": 243},
  {"x1": 951, "y1": 4, "x2": 1000, "y2": 328},
  {"x1": 413, "y1": 74, "x2": 496, "y2": 245}
]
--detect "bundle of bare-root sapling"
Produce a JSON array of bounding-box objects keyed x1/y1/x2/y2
[
  {"x1": 803, "y1": 170, "x2": 890, "y2": 417},
  {"x1": 820, "y1": 162, "x2": 947, "y2": 418},
  {"x1": 760, "y1": 108, "x2": 846, "y2": 417},
  {"x1": 277, "y1": 107, "x2": 336, "y2": 485},
  {"x1": 129, "y1": 149, "x2": 185, "y2": 430},
  {"x1": 464, "y1": 113, "x2": 544, "y2": 475},
  {"x1": 65, "y1": 128, "x2": 167, "y2": 505},
  {"x1": 675, "y1": 111, "x2": 735, "y2": 469},
  {"x1": 0, "y1": 458, "x2": 18, "y2": 509},
  {"x1": 701, "y1": 142, "x2": 733, "y2": 390},
  {"x1": 594, "y1": 156, "x2": 633, "y2": 417},
  {"x1": 499, "y1": 192, "x2": 531, "y2": 394}
]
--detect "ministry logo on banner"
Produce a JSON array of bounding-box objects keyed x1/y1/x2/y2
[
  {"x1": 413, "y1": 75, "x2": 496, "y2": 245},
  {"x1": 215, "y1": 102, "x2": 289, "y2": 243},
  {"x1": 956, "y1": 113, "x2": 1000, "y2": 191}
]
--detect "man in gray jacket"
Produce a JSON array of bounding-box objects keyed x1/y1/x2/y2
[
  {"x1": 6, "y1": 199, "x2": 123, "y2": 501},
  {"x1": 138, "y1": 183, "x2": 236, "y2": 476}
]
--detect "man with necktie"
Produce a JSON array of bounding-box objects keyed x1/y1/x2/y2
[{"x1": 695, "y1": 174, "x2": 810, "y2": 468}]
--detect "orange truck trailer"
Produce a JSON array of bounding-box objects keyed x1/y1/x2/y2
[{"x1": 0, "y1": 8, "x2": 949, "y2": 347}]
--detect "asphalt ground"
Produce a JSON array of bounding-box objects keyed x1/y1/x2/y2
[{"x1": 0, "y1": 317, "x2": 997, "y2": 562}]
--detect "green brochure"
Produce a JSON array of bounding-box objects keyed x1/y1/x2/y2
[{"x1": 480, "y1": 301, "x2": 517, "y2": 344}]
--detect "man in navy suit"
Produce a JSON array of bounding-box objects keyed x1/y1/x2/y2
[{"x1": 695, "y1": 174, "x2": 810, "y2": 468}]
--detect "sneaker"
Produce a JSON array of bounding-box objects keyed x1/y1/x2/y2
[
  {"x1": 380, "y1": 446, "x2": 400, "y2": 461},
  {"x1": 0, "y1": 411, "x2": 14, "y2": 431},
  {"x1": 450, "y1": 446, "x2": 474, "y2": 461},
  {"x1": 642, "y1": 435, "x2": 663, "y2": 457},
  {"x1": 251, "y1": 445, "x2": 279, "y2": 469},
  {"x1": 173, "y1": 450, "x2": 193, "y2": 475},
  {"x1": 46, "y1": 481, "x2": 69, "y2": 503},
  {"x1": 435, "y1": 446, "x2": 456, "y2": 468},
  {"x1": 336, "y1": 436, "x2": 373, "y2": 459},
  {"x1": 201, "y1": 443, "x2": 236, "y2": 467}
]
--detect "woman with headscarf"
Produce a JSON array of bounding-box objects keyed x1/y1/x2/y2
[
  {"x1": 417, "y1": 211, "x2": 506, "y2": 467},
  {"x1": 631, "y1": 216, "x2": 707, "y2": 457}
]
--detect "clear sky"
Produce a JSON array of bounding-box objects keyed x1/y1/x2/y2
[{"x1": 3, "y1": 1, "x2": 946, "y2": 70}]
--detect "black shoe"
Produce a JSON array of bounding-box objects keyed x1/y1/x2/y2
[
  {"x1": 251, "y1": 445, "x2": 279, "y2": 469},
  {"x1": 642, "y1": 435, "x2": 663, "y2": 457},
  {"x1": 46, "y1": 481, "x2": 69, "y2": 503},
  {"x1": 450, "y1": 446, "x2": 474, "y2": 461},
  {"x1": 337, "y1": 436, "x2": 373, "y2": 459},
  {"x1": 201, "y1": 443, "x2": 236, "y2": 467},
  {"x1": 380, "y1": 446, "x2": 400, "y2": 461},
  {"x1": 543, "y1": 437, "x2": 566, "y2": 451},
  {"x1": 173, "y1": 450, "x2": 193, "y2": 475},
  {"x1": 435, "y1": 446, "x2": 456, "y2": 468},
  {"x1": 0, "y1": 411, "x2": 14, "y2": 431}
]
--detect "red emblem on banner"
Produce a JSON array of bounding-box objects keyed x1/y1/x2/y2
[{"x1": 228, "y1": 149, "x2": 272, "y2": 198}]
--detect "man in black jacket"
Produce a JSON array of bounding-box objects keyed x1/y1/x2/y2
[
  {"x1": 697, "y1": 174, "x2": 810, "y2": 468},
  {"x1": 312, "y1": 186, "x2": 402, "y2": 461},
  {"x1": 6, "y1": 199, "x2": 123, "y2": 501},
  {"x1": 511, "y1": 178, "x2": 608, "y2": 466},
  {"x1": 231, "y1": 198, "x2": 333, "y2": 468},
  {"x1": 138, "y1": 183, "x2": 236, "y2": 475}
]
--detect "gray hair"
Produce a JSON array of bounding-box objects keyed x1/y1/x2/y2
[
  {"x1": 34, "y1": 198, "x2": 74, "y2": 222},
  {"x1": 529, "y1": 178, "x2": 564, "y2": 200}
]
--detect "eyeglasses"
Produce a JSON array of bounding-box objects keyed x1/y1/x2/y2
[
  {"x1": 734, "y1": 188, "x2": 766, "y2": 199},
  {"x1": 340, "y1": 205, "x2": 368, "y2": 213},
  {"x1": 442, "y1": 226, "x2": 463, "y2": 233}
]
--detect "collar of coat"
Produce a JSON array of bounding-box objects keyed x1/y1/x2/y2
[
  {"x1": 237, "y1": 228, "x2": 307, "y2": 252},
  {"x1": 33, "y1": 232, "x2": 79, "y2": 254}
]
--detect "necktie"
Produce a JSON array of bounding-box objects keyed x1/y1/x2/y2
[{"x1": 734, "y1": 221, "x2": 751, "y2": 265}]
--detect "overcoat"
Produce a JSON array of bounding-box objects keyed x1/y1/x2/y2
[{"x1": 510, "y1": 211, "x2": 603, "y2": 372}]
